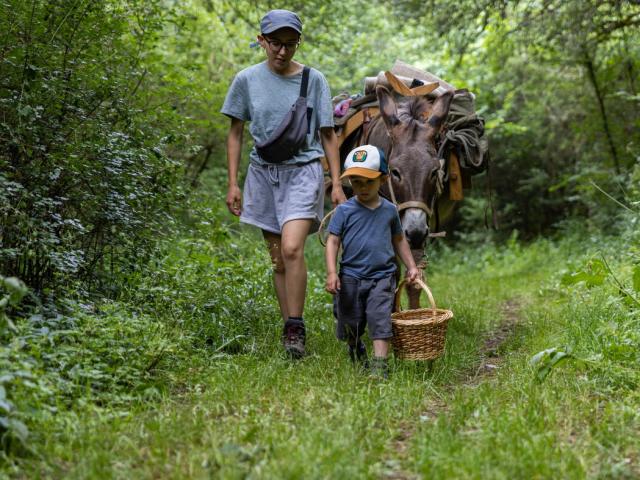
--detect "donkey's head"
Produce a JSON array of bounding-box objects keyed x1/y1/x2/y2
[{"x1": 375, "y1": 85, "x2": 454, "y2": 249}]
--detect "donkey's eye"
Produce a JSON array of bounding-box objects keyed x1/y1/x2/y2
[{"x1": 391, "y1": 169, "x2": 401, "y2": 182}]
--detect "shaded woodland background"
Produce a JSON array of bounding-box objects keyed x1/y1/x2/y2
[
  {"x1": 2, "y1": 0, "x2": 639, "y2": 294},
  {"x1": 1, "y1": 1, "x2": 639, "y2": 465}
]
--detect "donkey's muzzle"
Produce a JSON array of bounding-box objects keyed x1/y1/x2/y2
[{"x1": 402, "y1": 208, "x2": 428, "y2": 249}]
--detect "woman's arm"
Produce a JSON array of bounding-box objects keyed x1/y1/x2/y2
[
  {"x1": 226, "y1": 117, "x2": 245, "y2": 216},
  {"x1": 320, "y1": 127, "x2": 347, "y2": 208}
]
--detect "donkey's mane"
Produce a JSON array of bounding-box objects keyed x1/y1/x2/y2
[{"x1": 396, "y1": 95, "x2": 433, "y2": 140}]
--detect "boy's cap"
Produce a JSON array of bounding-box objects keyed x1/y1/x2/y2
[
  {"x1": 260, "y1": 10, "x2": 303, "y2": 35},
  {"x1": 341, "y1": 145, "x2": 389, "y2": 179}
]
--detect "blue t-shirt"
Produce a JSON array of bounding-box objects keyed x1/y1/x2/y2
[
  {"x1": 220, "y1": 61, "x2": 334, "y2": 166},
  {"x1": 328, "y1": 197, "x2": 403, "y2": 279}
]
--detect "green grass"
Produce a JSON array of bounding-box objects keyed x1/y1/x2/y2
[{"x1": 2, "y1": 189, "x2": 639, "y2": 478}]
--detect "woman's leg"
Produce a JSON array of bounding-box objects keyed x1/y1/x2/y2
[
  {"x1": 280, "y1": 218, "x2": 313, "y2": 317},
  {"x1": 264, "y1": 219, "x2": 312, "y2": 358},
  {"x1": 262, "y1": 230, "x2": 288, "y2": 322}
]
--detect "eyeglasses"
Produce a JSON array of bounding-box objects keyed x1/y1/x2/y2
[{"x1": 263, "y1": 37, "x2": 300, "y2": 52}]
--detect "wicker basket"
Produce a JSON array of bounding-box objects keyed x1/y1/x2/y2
[{"x1": 391, "y1": 278, "x2": 453, "y2": 360}]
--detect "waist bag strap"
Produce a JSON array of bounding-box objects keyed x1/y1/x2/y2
[
  {"x1": 255, "y1": 66, "x2": 312, "y2": 164},
  {"x1": 300, "y1": 66, "x2": 310, "y2": 98}
]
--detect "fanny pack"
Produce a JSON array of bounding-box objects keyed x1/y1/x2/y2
[{"x1": 256, "y1": 66, "x2": 311, "y2": 163}]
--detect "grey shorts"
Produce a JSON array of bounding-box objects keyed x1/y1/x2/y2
[
  {"x1": 240, "y1": 160, "x2": 324, "y2": 234},
  {"x1": 333, "y1": 274, "x2": 396, "y2": 341}
]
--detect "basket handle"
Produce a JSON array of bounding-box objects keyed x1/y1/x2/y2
[
  {"x1": 394, "y1": 278, "x2": 437, "y2": 312},
  {"x1": 318, "y1": 208, "x2": 336, "y2": 247}
]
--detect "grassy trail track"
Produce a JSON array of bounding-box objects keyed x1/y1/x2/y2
[{"x1": 8, "y1": 217, "x2": 639, "y2": 479}]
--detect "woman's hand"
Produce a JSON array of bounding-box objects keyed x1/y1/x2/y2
[
  {"x1": 226, "y1": 184, "x2": 242, "y2": 216},
  {"x1": 331, "y1": 182, "x2": 347, "y2": 208}
]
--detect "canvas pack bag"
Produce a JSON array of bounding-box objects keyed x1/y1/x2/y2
[{"x1": 256, "y1": 66, "x2": 311, "y2": 163}]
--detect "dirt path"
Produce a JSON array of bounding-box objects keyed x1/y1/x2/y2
[
  {"x1": 382, "y1": 298, "x2": 525, "y2": 479},
  {"x1": 466, "y1": 298, "x2": 523, "y2": 384}
]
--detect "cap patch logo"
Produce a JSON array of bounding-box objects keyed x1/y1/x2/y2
[{"x1": 353, "y1": 150, "x2": 368, "y2": 162}]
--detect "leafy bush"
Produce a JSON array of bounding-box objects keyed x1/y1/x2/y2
[
  {"x1": 0, "y1": 273, "x2": 181, "y2": 457},
  {"x1": 0, "y1": 173, "x2": 285, "y2": 459},
  {"x1": 1, "y1": 276, "x2": 30, "y2": 453},
  {"x1": 0, "y1": 1, "x2": 184, "y2": 294}
]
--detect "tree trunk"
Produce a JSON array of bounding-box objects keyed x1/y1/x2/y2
[{"x1": 582, "y1": 49, "x2": 621, "y2": 175}]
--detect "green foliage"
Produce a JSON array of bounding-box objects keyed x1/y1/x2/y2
[
  {"x1": 0, "y1": 276, "x2": 27, "y2": 333},
  {"x1": 0, "y1": 1, "x2": 185, "y2": 293},
  {"x1": 0, "y1": 172, "x2": 281, "y2": 461},
  {"x1": 532, "y1": 242, "x2": 639, "y2": 385},
  {"x1": 3, "y1": 0, "x2": 638, "y2": 301},
  {"x1": 0, "y1": 276, "x2": 30, "y2": 454},
  {"x1": 385, "y1": 0, "x2": 640, "y2": 237},
  {"x1": 530, "y1": 347, "x2": 575, "y2": 382},
  {"x1": 561, "y1": 258, "x2": 607, "y2": 288},
  {"x1": 1, "y1": 0, "x2": 640, "y2": 474},
  {"x1": 3, "y1": 206, "x2": 638, "y2": 477}
]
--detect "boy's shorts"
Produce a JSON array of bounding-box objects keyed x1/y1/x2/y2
[
  {"x1": 240, "y1": 160, "x2": 324, "y2": 234},
  {"x1": 333, "y1": 274, "x2": 396, "y2": 341}
]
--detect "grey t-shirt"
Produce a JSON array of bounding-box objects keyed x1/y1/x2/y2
[
  {"x1": 221, "y1": 61, "x2": 334, "y2": 166},
  {"x1": 328, "y1": 197, "x2": 403, "y2": 279}
]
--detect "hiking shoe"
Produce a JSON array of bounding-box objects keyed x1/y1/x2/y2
[
  {"x1": 282, "y1": 319, "x2": 306, "y2": 359},
  {"x1": 369, "y1": 357, "x2": 389, "y2": 380},
  {"x1": 348, "y1": 340, "x2": 369, "y2": 368}
]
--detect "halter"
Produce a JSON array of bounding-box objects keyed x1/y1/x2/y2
[{"x1": 385, "y1": 151, "x2": 446, "y2": 236}]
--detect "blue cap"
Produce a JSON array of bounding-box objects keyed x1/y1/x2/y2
[{"x1": 260, "y1": 10, "x2": 302, "y2": 35}]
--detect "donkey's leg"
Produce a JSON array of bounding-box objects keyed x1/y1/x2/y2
[{"x1": 407, "y1": 283, "x2": 422, "y2": 310}]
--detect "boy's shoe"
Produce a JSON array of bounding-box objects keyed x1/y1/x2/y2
[
  {"x1": 282, "y1": 319, "x2": 306, "y2": 359},
  {"x1": 369, "y1": 357, "x2": 389, "y2": 380},
  {"x1": 348, "y1": 340, "x2": 369, "y2": 368}
]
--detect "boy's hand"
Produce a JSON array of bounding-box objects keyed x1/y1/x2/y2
[
  {"x1": 406, "y1": 267, "x2": 420, "y2": 284},
  {"x1": 326, "y1": 272, "x2": 340, "y2": 294}
]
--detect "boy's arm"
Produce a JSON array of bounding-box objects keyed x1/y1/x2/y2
[
  {"x1": 325, "y1": 233, "x2": 341, "y2": 294},
  {"x1": 226, "y1": 117, "x2": 244, "y2": 216},
  {"x1": 392, "y1": 233, "x2": 420, "y2": 283}
]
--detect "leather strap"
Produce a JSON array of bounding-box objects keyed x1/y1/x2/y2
[
  {"x1": 300, "y1": 66, "x2": 310, "y2": 98},
  {"x1": 397, "y1": 200, "x2": 432, "y2": 216},
  {"x1": 360, "y1": 107, "x2": 373, "y2": 145}
]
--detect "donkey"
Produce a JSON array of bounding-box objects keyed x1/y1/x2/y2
[{"x1": 354, "y1": 85, "x2": 456, "y2": 309}]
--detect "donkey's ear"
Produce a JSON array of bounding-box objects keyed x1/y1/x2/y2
[
  {"x1": 376, "y1": 85, "x2": 400, "y2": 131},
  {"x1": 425, "y1": 90, "x2": 454, "y2": 138}
]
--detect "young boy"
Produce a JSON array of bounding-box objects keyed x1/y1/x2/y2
[{"x1": 325, "y1": 145, "x2": 419, "y2": 378}]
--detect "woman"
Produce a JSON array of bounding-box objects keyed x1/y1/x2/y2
[{"x1": 221, "y1": 9, "x2": 346, "y2": 358}]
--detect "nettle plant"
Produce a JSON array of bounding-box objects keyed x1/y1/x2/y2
[
  {"x1": 530, "y1": 256, "x2": 640, "y2": 383},
  {"x1": 0, "y1": 275, "x2": 30, "y2": 452}
]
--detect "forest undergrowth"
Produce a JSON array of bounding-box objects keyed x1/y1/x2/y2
[
  {"x1": 2, "y1": 1, "x2": 639, "y2": 477},
  {"x1": 1, "y1": 171, "x2": 638, "y2": 479}
]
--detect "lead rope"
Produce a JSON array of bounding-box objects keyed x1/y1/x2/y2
[{"x1": 387, "y1": 176, "x2": 398, "y2": 205}]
